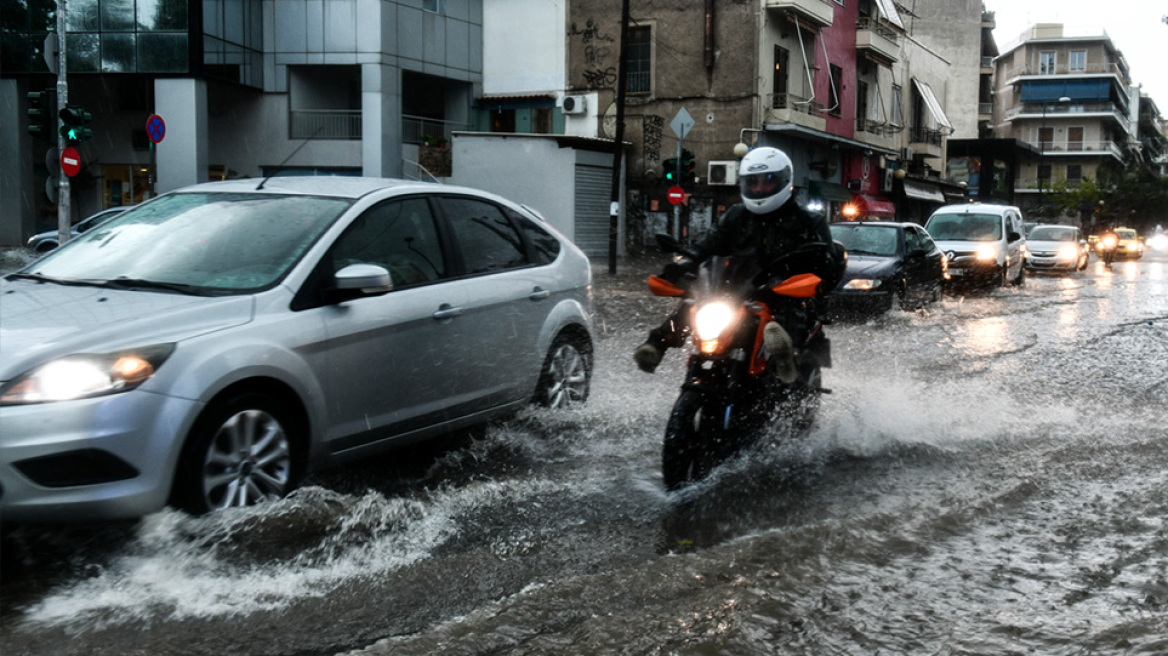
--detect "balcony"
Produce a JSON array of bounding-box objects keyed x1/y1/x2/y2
[
  {"x1": 401, "y1": 115, "x2": 470, "y2": 145},
  {"x1": 1002, "y1": 61, "x2": 1129, "y2": 85},
  {"x1": 290, "y1": 110, "x2": 362, "y2": 140},
  {"x1": 1027, "y1": 139, "x2": 1126, "y2": 161},
  {"x1": 765, "y1": 0, "x2": 834, "y2": 29},
  {"x1": 855, "y1": 18, "x2": 899, "y2": 64},
  {"x1": 908, "y1": 126, "x2": 944, "y2": 160},
  {"x1": 854, "y1": 118, "x2": 898, "y2": 152},
  {"x1": 765, "y1": 93, "x2": 826, "y2": 132},
  {"x1": 1004, "y1": 102, "x2": 1131, "y2": 130}
]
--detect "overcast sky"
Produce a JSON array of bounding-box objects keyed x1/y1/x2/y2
[{"x1": 982, "y1": 0, "x2": 1168, "y2": 108}]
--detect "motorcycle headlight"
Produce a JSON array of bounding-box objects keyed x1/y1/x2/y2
[
  {"x1": 0, "y1": 344, "x2": 174, "y2": 405},
  {"x1": 842, "y1": 279, "x2": 881, "y2": 291},
  {"x1": 693, "y1": 302, "x2": 737, "y2": 354},
  {"x1": 976, "y1": 244, "x2": 998, "y2": 261}
]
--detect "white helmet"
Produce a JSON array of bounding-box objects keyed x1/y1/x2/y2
[{"x1": 738, "y1": 147, "x2": 794, "y2": 215}]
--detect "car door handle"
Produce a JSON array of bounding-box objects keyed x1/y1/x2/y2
[
  {"x1": 432, "y1": 304, "x2": 464, "y2": 321},
  {"x1": 528, "y1": 287, "x2": 551, "y2": 301}
]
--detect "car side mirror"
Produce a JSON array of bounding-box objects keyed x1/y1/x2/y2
[{"x1": 330, "y1": 263, "x2": 393, "y2": 303}]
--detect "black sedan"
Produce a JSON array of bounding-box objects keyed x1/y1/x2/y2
[{"x1": 828, "y1": 221, "x2": 946, "y2": 314}]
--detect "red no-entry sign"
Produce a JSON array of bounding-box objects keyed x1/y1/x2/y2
[
  {"x1": 667, "y1": 185, "x2": 685, "y2": 206},
  {"x1": 60, "y1": 146, "x2": 81, "y2": 177}
]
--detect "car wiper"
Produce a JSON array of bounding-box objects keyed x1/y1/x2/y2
[
  {"x1": 94, "y1": 277, "x2": 210, "y2": 296},
  {"x1": 5, "y1": 272, "x2": 81, "y2": 286}
]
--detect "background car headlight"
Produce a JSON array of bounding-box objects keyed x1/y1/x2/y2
[
  {"x1": 0, "y1": 344, "x2": 174, "y2": 405},
  {"x1": 975, "y1": 244, "x2": 998, "y2": 261},
  {"x1": 842, "y1": 279, "x2": 881, "y2": 291}
]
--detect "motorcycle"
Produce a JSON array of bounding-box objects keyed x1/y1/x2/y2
[
  {"x1": 1098, "y1": 232, "x2": 1119, "y2": 268},
  {"x1": 646, "y1": 234, "x2": 834, "y2": 490}
]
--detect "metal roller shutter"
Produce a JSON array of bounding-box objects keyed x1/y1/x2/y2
[{"x1": 574, "y1": 164, "x2": 612, "y2": 256}]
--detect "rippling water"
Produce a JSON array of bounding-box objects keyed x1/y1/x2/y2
[{"x1": 3, "y1": 256, "x2": 1167, "y2": 655}]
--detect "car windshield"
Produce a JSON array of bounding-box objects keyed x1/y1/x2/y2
[
  {"x1": 1117, "y1": 229, "x2": 1137, "y2": 240},
  {"x1": 1029, "y1": 226, "x2": 1078, "y2": 242},
  {"x1": 925, "y1": 213, "x2": 1002, "y2": 241},
  {"x1": 830, "y1": 224, "x2": 898, "y2": 256},
  {"x1": 24, "y1": 192, "x2": 352, "y2": 293}
]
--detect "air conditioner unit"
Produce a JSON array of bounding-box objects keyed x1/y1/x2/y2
[
  {"x1": 562, "y1": 95, "x2": 587, "y2": 115},
  {"x1": 708, "y1": 161, "x2": 738, "y2": 186}
]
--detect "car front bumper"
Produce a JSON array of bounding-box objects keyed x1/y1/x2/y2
[
  {"x1": 1025, "y1": 254, "x2": 1079, "y2": 272},
  {"x1": 0, "y1": 390, "x2": 201, "y2": 523}
]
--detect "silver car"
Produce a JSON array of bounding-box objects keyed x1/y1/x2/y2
[
  {"x1": 0, "y1": 177, "x2": 594, "y2": 522},
  {"x1": 1024, "y1": 224, "x2": 1089, "y2": 273},
  {"x1": 25, "y1": 206, "x2": 130, "y2": 253}
]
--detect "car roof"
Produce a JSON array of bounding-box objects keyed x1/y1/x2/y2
[
  {"x1": 172, "y1": 176, "x2": 482, "y2": 201},
  {"x1": 929, "y1": 203, "x2": 1020, "y2": 215}
]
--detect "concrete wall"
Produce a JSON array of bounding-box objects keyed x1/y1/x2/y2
[
  {"x1": 905, "y1": 0, "x2": 984, "y2": 140},
  {"x1": 483, "y1": 0, "x2": 565, "y2": 96}
]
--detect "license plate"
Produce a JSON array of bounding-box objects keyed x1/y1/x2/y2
[{"x1": 949, "y1": 268, "x2": 964, "y2": 276}]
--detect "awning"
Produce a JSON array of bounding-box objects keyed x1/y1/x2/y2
[
  {"x1": 903, "y1": 179, "x2": 946, "y2": 202},
  {"x1": 912, "y1": 79, "x2": 952, "y2": 130},
  {"x1": 852, "y1": 193, "x2": 896, "y2": 216},
  {"x1": 809, "y1": 180, "x2": 851, "y2": 202}
]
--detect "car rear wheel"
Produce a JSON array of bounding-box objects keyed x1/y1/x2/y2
[
  {"x1": 173, "y1": 391, "x2": 300, "y2": 515},
  {"x1": 534, "y1": 333, "x2": 592, "y2": 408}
]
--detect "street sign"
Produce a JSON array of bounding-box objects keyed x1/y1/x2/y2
[
  {"x1": 667, "y1": 185, "x2": 685, "y2": 206},
  {"x1": 60, "y1": 146, "x2": 81, "y2": 178},
  {"x1": 146, "y1": 114, "x2": 166, "y2": 143},
  {"x1": 670, "y1": 108, "x2": 694, "y2": 141}
]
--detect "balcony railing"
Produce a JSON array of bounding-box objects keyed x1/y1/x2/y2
[
  {"x1": 1005, "y1": 102, "x2": 1129, "y2": 127},
  {"x1": 770, "y1": 93, "x2": 825, "y2": 116},
  {"x1": 1003, "y1": 61, "x2": 1127, "y2": 81},
  {"x1": 764, "y1": 0, "x2": 834, "y2": 28},
  {"x1": 978, "y1": 102, "x2": 993, "y2": 116},
  {"x1": 980, "y1": 56, "x2": 994, "y2": 69},
  {"x1": 1029, "y1": 139, "x2": 1125, "y2": 158},
  {"x1": 909, "y1": 126, "x2": 943, "y2": 146},
  {"x1": 401, "y1": 115, "x2": 471, "y2": 145},
  {"x1": 290, "y1": 109, "x2": 362, "y2": 140}
]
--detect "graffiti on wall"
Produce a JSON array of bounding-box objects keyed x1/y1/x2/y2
[
  {"x1": 643, "y1": 115, "x2": 664, "y2": 166},
  {"x1": 570, "y1": 18, "x2": 616, "y2": 90}
]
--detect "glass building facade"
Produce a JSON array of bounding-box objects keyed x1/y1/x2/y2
[{"x1": 1, "y1": 0, "x2": 261, "y2": 86}]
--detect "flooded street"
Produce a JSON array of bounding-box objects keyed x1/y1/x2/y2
[{"x1": 3, "y1": 252, "x2": 1167, "y2": 655}]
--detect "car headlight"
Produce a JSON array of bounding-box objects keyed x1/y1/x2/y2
[
  {"x1": 842, "y1": 279, "x2": 881, "y2": 291},
  {"x1": 1057, "y1": 245, "x2": 1079, "y2": 261},
  {"x1": 0, "y1": 344, "x2": 174, "y2": 405},
  {"x1": 693, "y1": 301, "x2": 737, "y2": 354},
  {"x1": 975, "y1": 244, "x2": 998, "y2": 261}
]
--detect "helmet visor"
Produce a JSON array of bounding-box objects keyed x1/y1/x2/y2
[{"x1": 740, "y1": 169, "x2": 792, "y2": 200}]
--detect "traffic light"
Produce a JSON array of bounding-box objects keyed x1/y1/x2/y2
[
  {"x1": 27, "y1": 89, "x2": 55, "y2": 141},
  {"x1": 662, "y1": 158, "x2": 679, "y2": 183},
  {"x1": 59, "y1": 105, "x2": 93, "y2": 144},
  {"x1": 679, "y1": 149, "x2": 695, "y2": 178}
]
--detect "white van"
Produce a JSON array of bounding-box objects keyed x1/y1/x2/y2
[{"x1": 924, "y1": 203, "x2": 1027, "y2": 286}]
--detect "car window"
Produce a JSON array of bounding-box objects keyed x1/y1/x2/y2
[
  {"x1": 331, "y1": 197, "x2": 445, "y2": 287},
  {"x1": 904, "y1": 227, "x2": 923, "y2": 253},
  {"x1": 507, "y1": 208, "x2": 561, "y2": 265},
  {"x1": 1117, "y1": 229, "x2": 1137, "y2": 239},
  {"x1": 913, "y1": 226, "x2": 937, "y2": 251},
  {"x1": 829, "y1": 224, "x2": 898, "y2": 256},
  {"x1": 440, "y1": 196, "x2": 530, "y2": 274},
  {"x1": 925, "y1": 214, "x2": 1002, "y2": 241},
  {"x1": 1029, "y1": 226, "x2": 1078, "y2": 242}
]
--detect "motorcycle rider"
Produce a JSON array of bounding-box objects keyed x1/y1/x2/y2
[
  {"x1": 1098, "y1": 223, "x2": 1119, "y2": 267},
  {"x1": 633, "y1": 146, "x2": 846, "y2": 380}
]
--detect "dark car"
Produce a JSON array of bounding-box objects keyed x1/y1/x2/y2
[
  {"x1": 26, "y1": 206, "x2": 130, "y2": 253},
  {"x1": 828, "y1": 221, "x2": 946, "y2": 314}
]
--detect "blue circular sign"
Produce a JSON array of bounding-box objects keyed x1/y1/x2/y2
[{"x1": 146, "y1": 114, "x2": 166, "y2": 144}]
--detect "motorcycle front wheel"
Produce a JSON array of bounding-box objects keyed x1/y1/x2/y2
[{"x1": 662, "y1": 389, "x2": 728, "y2": 491}]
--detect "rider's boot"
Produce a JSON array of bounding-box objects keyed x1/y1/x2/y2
[
  {"x1": 633, "y1": 339, "x2": 666, "y2": 373},
  {"x1": 764, "y1": 321, "x2": 798, "y2": 384}
]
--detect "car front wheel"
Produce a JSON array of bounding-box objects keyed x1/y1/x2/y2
[
  {"x1": 534, "y1": 333, "x2": 592, "y2": 408},
  {"x1": 173, "y1": 391, "x2": 299, "y2": 515}
]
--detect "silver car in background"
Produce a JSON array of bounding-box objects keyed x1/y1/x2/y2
[
  {"x1": 1024, "y1": 224, "x2": 1089, "y2": 273},
  {"x1": 0, "y1": 177, "x2": 594, "y2": 522}
]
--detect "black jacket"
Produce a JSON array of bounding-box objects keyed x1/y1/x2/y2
[{"x1": 690, "y1": 200, "x2": 845, "y2": 294}]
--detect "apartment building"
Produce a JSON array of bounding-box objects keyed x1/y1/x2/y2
[{"x1": 992, "y1": 24, "x2": 1139, "y2": 216}]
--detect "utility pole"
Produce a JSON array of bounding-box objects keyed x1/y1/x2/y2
[
  {"x1": 54, "y1": 0, "x2": 70, "y2": 246},
  {"x1": 606, "y1": 0, "x2": 630, "y2": 275}
]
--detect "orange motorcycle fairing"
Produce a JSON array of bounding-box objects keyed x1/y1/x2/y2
[{"x1": 647, "y1": 275, "x2": 686, "y2": 297}]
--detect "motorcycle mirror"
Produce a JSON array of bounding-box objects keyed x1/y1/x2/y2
[{"x1": 655, "y1": 232, "x2": 682, "y2": 252}]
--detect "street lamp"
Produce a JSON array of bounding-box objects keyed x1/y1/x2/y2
[{"x1": 1038, "y1": 96, "x2": 1072, "y2": 210}]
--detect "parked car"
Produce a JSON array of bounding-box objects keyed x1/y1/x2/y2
[
  {"x1": 923, "y1": 203, "x2": 1027, "y2": 286},
  {"x1": 1024, "y1": 224, "x2": 1089, "y2": 273},
  {"x1": 828, "y1": 221, "x2": 946, "y2": 313},
  {"x1": 25, "y1": 206, "x2": 130, "y2": 253},
  {"x1": 1094, "y1": 227, "x2": 1143, "y2": 259},
  {"x1": 0, "y1": 177, "x2": 595, "y2": 522}
]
